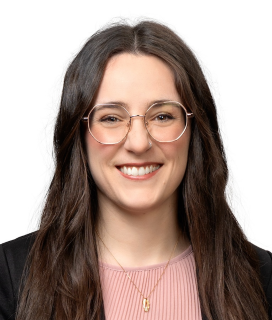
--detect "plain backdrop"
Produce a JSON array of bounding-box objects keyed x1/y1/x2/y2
[{"x1": 0, "y1": 1, "x2": 271, "y2": 249}]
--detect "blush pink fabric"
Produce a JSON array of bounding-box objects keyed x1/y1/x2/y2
[{"x1": 99, "y1": 246, "x2": 202, "y2": 320}]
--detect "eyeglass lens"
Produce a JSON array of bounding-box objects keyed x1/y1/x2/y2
[{"x1": 88, "y1": 102, "x2": 187, "y2": 144}]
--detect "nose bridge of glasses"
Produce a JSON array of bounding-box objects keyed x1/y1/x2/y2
[
  {"x1": 130, "y1": 114, "x2": 145, "y2": 120},
  {"x1": 128, "y1": 114, "x2": 148, "y2": 134},
  {"x1": 129, "y1": 114, "x2": 145, "y2": 130}
]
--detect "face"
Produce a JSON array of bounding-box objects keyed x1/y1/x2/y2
[{"x1": 84, "y1": 53, "x2": 191, "y2": 214}]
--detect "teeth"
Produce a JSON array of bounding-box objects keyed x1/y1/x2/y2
[
  {"x1": 132, "y1": 167, "x2": 138, "y2": 176},
  {"x1": 119, "y1": 165, "x2": 160, "y2": 176},
  {"x1": 138, "y1": 167, "x2": 145, "y2": 176}
]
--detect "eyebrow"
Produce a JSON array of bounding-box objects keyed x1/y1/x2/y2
[
  {"x1": 96, "y1": 99, "x2": 174, "y2": 108},
  {"x1": 95, "y1": 104, "x2": 122, "y2": 110}
]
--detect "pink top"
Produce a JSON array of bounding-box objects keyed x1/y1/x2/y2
[{"x1": 99, "y1": 246, "x2": 202, "y2": 320}]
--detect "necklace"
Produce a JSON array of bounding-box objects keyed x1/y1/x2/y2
[{"x1": 97, "y1": 232, "x2": 180, "y2": 312}]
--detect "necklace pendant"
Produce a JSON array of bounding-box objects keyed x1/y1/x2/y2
[{"x1": 143, "y1": 298, "x2": 150, "y2": 312}]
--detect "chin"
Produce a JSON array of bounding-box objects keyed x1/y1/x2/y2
[
  {"x1": 118, "y1": 201, "x2": 159, "y2": 214},
  {"x1": 114, "y1": 191, "x2": 167, "y2": 214}
]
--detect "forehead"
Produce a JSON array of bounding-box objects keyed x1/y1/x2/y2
[{"x1": 94, "y1": 53, "x2": 181, "y2": 108}]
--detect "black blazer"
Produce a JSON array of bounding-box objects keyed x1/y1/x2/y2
[{"x1": 0, "y1": 233, "x2": 271, "y2": 320}]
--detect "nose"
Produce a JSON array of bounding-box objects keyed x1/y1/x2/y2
[{"x1": 123, "y1": 115, "x2": 151, "y2": 154}]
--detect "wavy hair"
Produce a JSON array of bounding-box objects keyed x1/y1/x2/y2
[{"x1": 17, "y1": 20, "x2": 268, "y2": 320}]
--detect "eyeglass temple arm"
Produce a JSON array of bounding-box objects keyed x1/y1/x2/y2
[
  {"x1": 82, "y1": 117, "x2": 88, "y2": 122},
  {"x1": 187, "y1": 112, "x2": 194, "y2": 118}
]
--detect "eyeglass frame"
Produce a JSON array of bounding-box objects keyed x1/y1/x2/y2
[{"x1": 81, "y1": 100, "x2": 194, "y2": 145}]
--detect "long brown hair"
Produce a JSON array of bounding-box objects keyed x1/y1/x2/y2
[{"x1": 17, "y1": 20, "x2": 268, "y2": 320}]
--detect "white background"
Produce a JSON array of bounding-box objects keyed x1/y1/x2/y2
[{"x1": 0, "y1": 1, "x2": 271, "y2": 249}]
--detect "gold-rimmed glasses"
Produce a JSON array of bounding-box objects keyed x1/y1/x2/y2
[{"x1": 82, "y1": 101, "x2": 194, "y2": 144}]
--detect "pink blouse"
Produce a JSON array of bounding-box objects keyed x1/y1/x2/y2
[{"x1": 99, "y1": 245, "x2": 202, "y2": 320}]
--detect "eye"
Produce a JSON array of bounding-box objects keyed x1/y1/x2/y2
[
  {"x1": 100, "y1": 116, "x2": 121, "y2": 123},
  {"x1": 154, "y1": 113, "x2": 174, "y2": 122}
]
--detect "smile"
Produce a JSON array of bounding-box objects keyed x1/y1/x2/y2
[{"x1": 118, "y1": 165, "x2": 161, "y2": 177}]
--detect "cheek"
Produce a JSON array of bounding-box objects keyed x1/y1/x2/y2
[
  {"x1": 163, "y1": 131, "x2": 191, "y2": 180},
  {"x1": 84, "y1": 132, "x2": 117, "y2": 179},
  {"x1": 177, "y1": 132, "x2": 191, "y2": 170},
  {"x1": 84, "y1": 132, "x2": 104, "y2": 177},
  {"x1": 165, "y1": 128, "x2": 190, "y2": 160},
  {"x1": 85, "y1": 132, "x2": 96, "y2": 166}
]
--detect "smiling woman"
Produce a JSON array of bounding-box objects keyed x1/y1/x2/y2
[{"x1": 0, "y1": 21, "x2": 271, "y2": 320}]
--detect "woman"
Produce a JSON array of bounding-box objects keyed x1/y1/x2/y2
[{"x1": 0, "y1": 20, "x2": 271, "y2": 320}]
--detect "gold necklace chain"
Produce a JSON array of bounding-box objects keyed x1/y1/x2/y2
[{"x1": 97, "y1": 232, "x2": 180, "y2": 312}]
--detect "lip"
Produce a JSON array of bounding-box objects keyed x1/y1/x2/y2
[
  {"x1": 116, "y1": 162, "x2": 162, "y2": 180},
  {"x1": 116, "y1": 162, "x2": 162, "y2": 167}
]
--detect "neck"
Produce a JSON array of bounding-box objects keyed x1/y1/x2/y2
[{"x1": 96, "y1": 193, "x2": 190, "y2": 268}]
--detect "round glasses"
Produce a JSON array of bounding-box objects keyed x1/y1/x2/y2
[{"x1": 82, "y1": 101, "x2": 194, "y2": 144}]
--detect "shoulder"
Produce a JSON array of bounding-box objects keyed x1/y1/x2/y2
[
  {"x1": 0, "y1": 233, "x2": 36, "y2": 320},
  {"x1": 1, "y1": 232, "x2": 36, "y2": 257},
  {"x1": 1, "y1": 232, "x2": 36, "y2": 254},
  {"x1": 1, "y1": 232, "x2": 36, "y2": 290},
  {"x1": 251, "y1": 243, "x2": 272, "y2": 315},
  {"x1": 252, "y1": 244, "x2": 272, "y2": 287}
]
